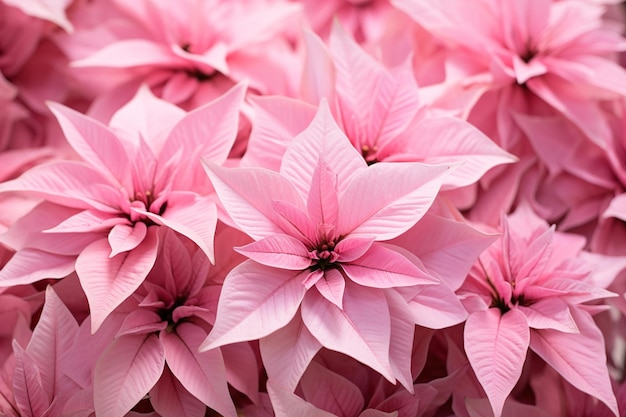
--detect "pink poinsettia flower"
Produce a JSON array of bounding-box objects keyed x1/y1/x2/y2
[
  {"x1": 62, "y1": 0, "x2": 300, "y2": 112},
  {"x1": 242, "y1": 22, "x2": 515, "y2": 208},
  {"x1": 202, "y1": 99, "x2": 475, "y2": 390},
  {"x1": 0, "y1": 82, "x2": 246, "y2": 332},
  {"x1": 459, "y1": 205, "x2": 621, "y2": 417},
  {"x1": 394, "y1": 0, "x2": 626, "y2": 224},
  {"x1": 87, "y1": 229, "x2": 254, "y2": 417},
  {"x1": 0, "y1": 286, "x2": 91, "y2": 417}
]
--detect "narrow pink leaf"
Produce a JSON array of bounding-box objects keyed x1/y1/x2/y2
[
  {"x1": 404, "y1": 282, "x2": 468, "y2": 329},
  {"x1": 143, "y1": 194, "x2": 217, "y2": 263},
  {"x1": 203, "y1": 161, "x2": 305, "y2": 240},
  {"x1": 260, "y1": 311, "x2": 322, "y2": 391},
  {"x1": 164, "y1": 82, "x2": 245, "y2": 164},
  {"x1": 0, "y1": 249, "x2": 75, "y2": 286},
  {"x1": 342, "y1": 243, "x2": 438, "y2": 288},
  {"x1": 385, "y1": 289, "x2": 416, "y2": 392},
  {"x1": 117, "y1": 310, "x2": 166, "y2": 337},
  {"x1": 242, "y1": 95, "x2": 317, "y2": 171},
  {"x1": 267, "y1": 381, "x2": 336, "y2": 417},
  {"x1": 44, "y1": 210, "x2": 129, "y2": 234},
  {"x1": 300, "y1": 30, "x2": 336, "y2": 106},
  {"x1": 338, "y1": 162, "x2": 452, "y2": 240},
  {"x1": 307, "y1": 157, "x2": 339, "y2": 227},
  {"x1": 73, "y1": 40, "x2": 177, "y2": 68},
  {"x1": 301, "y1": 283, "x2": 394, "y2": 383},
  {"x1": 26, "y1": 286, "x2": 79, "y2": 401},
  {"x1": 200, "y1": 261, "x2": 307, "y2": 350},
  {"x1": 161, "y1": 323, "x2": 237, "y2": 417},
  {"x1": 150, "y1": 368, "x2": 207, "y2": 417},
  {"x1": 517, "y1": 298, "x2": 578, "y2": 333},
  {"x1": 529, "y1": 308, "x2": 619, "y2": 416},
  {"x1": 236, "y1": 235, "x2": 312, "y2": 270},
  {"x1": 47, "y1": 102, "x2": 132, "y2": 189},
  {"x1": 108, "y1": 222, "x2": 147, "y2": 258},
  {"x1": 300, "y1": 361, "x2": 364, "y2": 417},
  {"x1": 12, "y1": 343, "x2": 49, "y2": 417},
  {"x1": 464, "y1": 308, "x2": 529, "y2": 417},
  {"x1": 76, "y1": 229, "x2": 159, "y2": 333},
  {"x1": 221, "y1": 342, "x2": 260, "y2": 404},
  {"x1": 315, "y1": 268, "x2": 345, "y2": 309},
  {"x1": 0, "y1": 162, "x2": 120, "y2": 213},
  {"x1": 280, "y1": 100, "x2": 366, "y2": 200},
  {"x1": 94, "y1": 334, "x2": 165, "y2": 417}
]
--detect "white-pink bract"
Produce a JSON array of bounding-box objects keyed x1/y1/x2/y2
[
  {"x1": 0, "y1": 82, "x2": 246, "y2": 332},
  {"x1": 460, "y1": 205, "x2": 622, "y2": 417}
]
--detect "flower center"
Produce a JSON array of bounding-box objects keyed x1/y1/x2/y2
[
  {"x1": 158, "y1": 297, "x2": 186, "y2": 333},
  {"x1": 361, "y1": 145, "x2": 379, "y2": 165},
  {"x1": 309, "y1": 240, "x2": 339, "y2": 272}
]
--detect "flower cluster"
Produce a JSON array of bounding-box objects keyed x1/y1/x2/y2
[{"x1": 2, "y1": 1, "x2": 626, "y2": 416}]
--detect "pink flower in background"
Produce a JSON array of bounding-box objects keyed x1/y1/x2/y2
[
  {"x1": 460, "y1": 206, "x2": 621, "y2": 417},
  {"x1": 0, "y1": 82, "x2": 246, "y2": 332}
]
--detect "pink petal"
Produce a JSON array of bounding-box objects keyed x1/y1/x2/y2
[
  {"x1": 0, "y1": 162, "x2": 121, "y2": 213},
  {"x1": 300, "y1": 361, "x2": 364, "y2": 417},
  {"x1": 334, "y1": 236, "x2": 375, "y2": 263},
  {"x1": 203, "y1": 161, "x2": 305, "y2": 240},
  {"x1": 517, "y1": 298, "x2": 578, "y2": 333},
  {"x1": 260, "y1": 311, "x2": 322, "y2": 391},
  {"x1": 242, "y1": 96, "x2": 317, "y2": 170},
  {"x1": 150, "y1": 368, "x2": 206, "y2": 417},
  {"x1": 464, "y1": 308, "x2": 530, "y2": 417},
  {"x1": 76, "y1": 229, "x2": 159, "y2": 333},
  {"x1": 12, "y1": 342, "x2": 50, "y2": 417},
  {"x1": 117, "y1": 310, "x2": 166, "y2": 337},
  {"x1": 267, "y1": 380, "x2": 336, "y2": 417},
  {"x1": 403, "y1": 116, "x2": 516, "y2": 189},
  {"x1": 338, "y1": 162, "x2": 451, "y2": 240},
  {"x1": 236, "y1": 235, "x2": 312, "y2": 270},
  {"x1": 404, "y1": 281, "x2": 468, "y2": 329},
  {"x1": 300, "y1": 31, "x2": 336, "y2": 107},
  {"x1": 94, "y1": 334, "x2": 165, "y2": 417},
  {"x1": 108, "y1": 222, "x2": 148, "y2": 258},
  {"x1": 342, "y1": 243, "x2": 438, "y2": 288},
  {"x1": 307, "y1": 157, "x2": 339, "y2": 227},
  {"x1": 161, "y1": 323, "x2": 237, "y2": 417},
  {"x1": 315, "y1": 268, "x2": 346, "y2": 309},
  {"x1": 44, "y1": 210, "x2": 129, "y2": 234},
  {"x1": 221, "y1": 342, "x2": 260, "y2": 404},
  {"x1": 271, "y1": 200, "x2": 317, "y2": 245},
  {"x1": 385, "y1": 289, "x2": 417, "y2": 392},
  {"x1": 530, "y1": 308, "x2": 619, "y2": 416},
  {"x1": 199, "y1": 262, "x2": 307, "y2": 350},
  {"x1": 0, "y1": 249, "x2": 76, "y2": 286},
  {"x1": 390, "y1": 208, "x2": 498, "y2": 290},
  {"x1": 280, "y1": 100, "x2": 366, "y2": 200},
  {"x1": 4, "y1": 0, "x2": 73, "y2": 32},
  {"x1": 73, "y1": 40, "x2": 179, "y2": 69},
  {"x1": 143, "y1": 194, "x2": 217, "y2": 264},
  {"x1": 26, "y1": 286, "x2": 79, "y2": 401},
  {"x1": 48, "y1": 102, "x2": 132, "y2": 190},
  {"x1": 301, "y1": 283, "x2": 394, "y2": 383}
]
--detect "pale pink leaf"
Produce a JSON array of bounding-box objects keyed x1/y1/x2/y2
[
  {"x1": 108, "y1": 222, "x2": 147, "y2": 258},
  {"x1": 12, "y1": 343, "x2": 49, "y2": 417},
  {"x1": 48, "y1": 103, "x2": 132, "y2": 189},
  {"x1": 301, "y1": 283, "x2": 394, "y2": 382},
  {"x1": 73, "y1": 40, "x2": 177, "y2": 68},
  {"x1": 338, "y1": 163, "x2": 451, "y2": 240},
  {"x1": 280, "y1": 100, "x2": 366, "y2": 200},
  {"x1": 26, "y1": 286, "x2": 79, "y2": 401},
  {"x1": 517, "y1": 298, "x2": 578, "y2": 333},
  {"x1": 300, "y1": 30, "x2": 336, "y2": 106},
  {"x1": 464, "y1": 308, "x2": 530, "y2": 417},
  {"x1": 307, "y1": 157, "x2": 339, "y2": 227},
  {"x1": 529, "y1": 308, "x2": 619, "y2": 416},
  {"x1": 200, "y1": 262, "x2": 307, "y2": 350},
  {"x1": 342, "y1": 243, "x2": 438, "y2": 288},
  {"x1": 161, "y1": 323, "x2": 237, "y2": 417},
  {"x1": 405, "y1": 282, "x2": 468, "y2": 329},
  {"x1": 236, "y1": 235, "x2": 312, "y2": 270},
  {"x1": 384, "y1": 289, "x2": 415, "y2": 392},
  {"x1": 76, "y1": 229, "x2": 159, "y2": 333},
  {"x1": 221, "y1": 342, "x2": 260, "y2": 404},
  {"x1": 315, "y1": 268, "x2": 345, "y2": 309},
  {"x1": 300, "y1": 361, "x2": 364, "y2": 417},
  {"x1": 0, "y1": 249, "x2": 75, "y2": 286},
  {"x1": 242, "y1": 96, "x2": 317, "y2": 170},
  {"x1": 203, "y1": 161, "x2": 305, "y2": 240},
  {"x1": 268, "y1": 381, "x2": 336, "y2": 417},
  {"x1": 44, "y1": 210, "x2": 129, "y2": 234},
  {"x1": 117, "y1": 310, "x2": 166, "y2": 337},
  {"x1": 260, "y1": 311, "x2": 322, "y2": 391},
  {"x1": 150, "y1": 368, "x2": 207, "y2": 417},
  {"x1": 94, "y1": 334, "x2": 165, "y2": 417}
]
